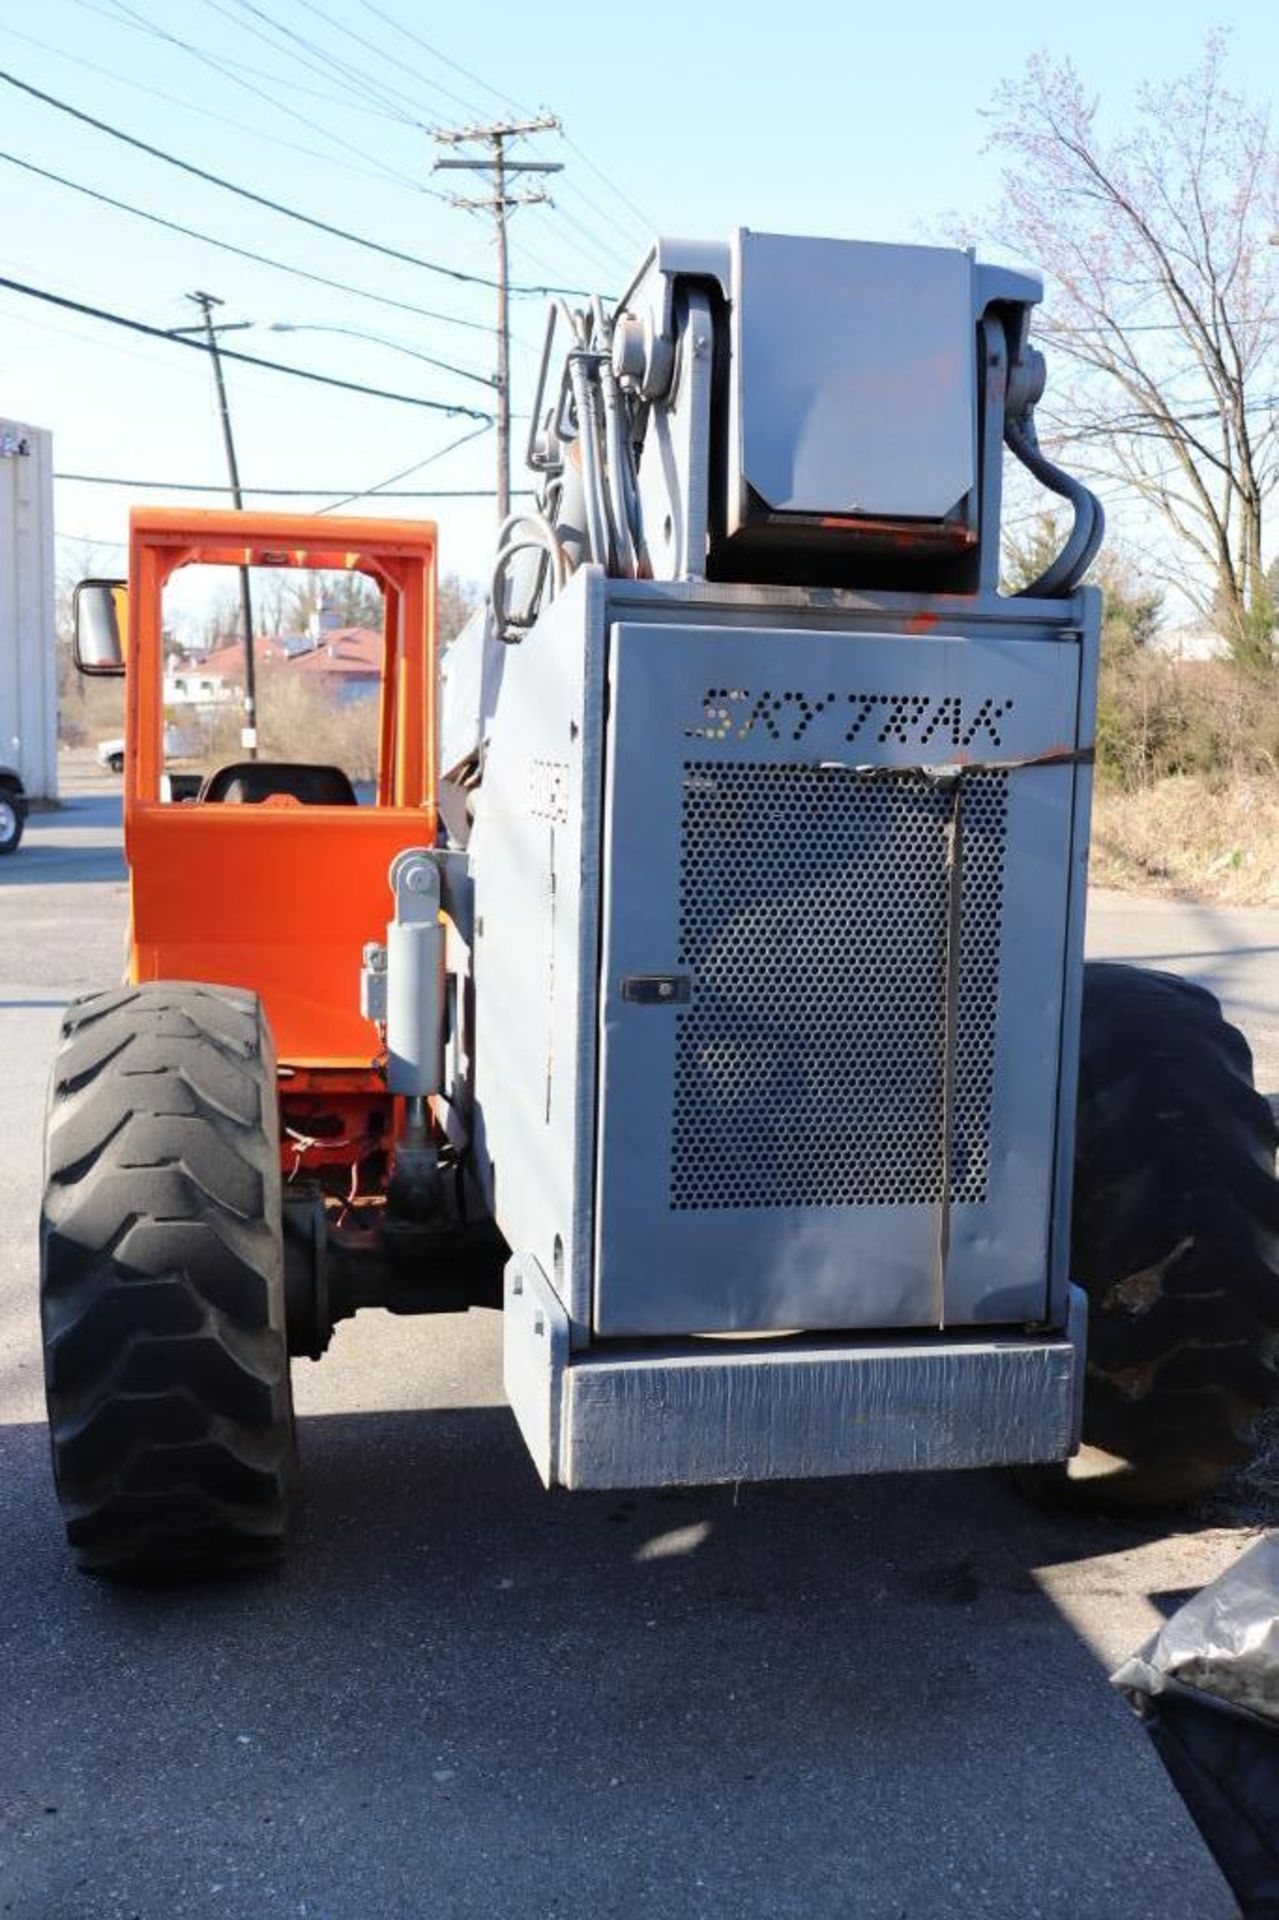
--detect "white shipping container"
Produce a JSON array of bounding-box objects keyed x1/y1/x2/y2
[{"x1": 0, "y1": 419, "x2": 57, "y2": 801}]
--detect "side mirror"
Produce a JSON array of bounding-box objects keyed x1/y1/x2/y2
[{"x1": 73, "y1": 580, "x2": 128, "y2": 675}]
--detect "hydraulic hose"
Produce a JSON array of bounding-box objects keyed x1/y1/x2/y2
[
  {"x1": 497, "y1": 511, "x2": 568, "y2": 594},
  {"x1": 598, "y1": 357, "x2": 638, "y2": 577},
  {"x1": 1005, "y1": 415, "x2": 1105, "y2": 597},
  {"x1": 566, "y1": 348, "x2": 612, "y2": 568}
]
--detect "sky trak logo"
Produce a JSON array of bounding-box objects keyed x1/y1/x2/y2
[{"x1": 685, "y1": 689, "x2": 1014, "y2": 750}]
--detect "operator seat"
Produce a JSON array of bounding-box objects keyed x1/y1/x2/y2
[{"x1": 198, "y1": 761, "x2": 358, "y2": 806}]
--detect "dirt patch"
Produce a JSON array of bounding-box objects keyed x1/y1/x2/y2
[{"x1": 1091, "y1": 775, "x2": 1279, "y2": 906}]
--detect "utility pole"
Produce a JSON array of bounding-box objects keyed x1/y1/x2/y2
[
  {"x1": 172, "y1": 291, "x2": 258, "y2": 758},
  {"x1": 434, "y1": 118, "x2": 561, "y2": 522}
]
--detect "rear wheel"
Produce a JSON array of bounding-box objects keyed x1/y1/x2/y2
[
  {"x1": 1029, "y1": 962, "x2": 1279, "y2": 1509},
  {"x1": 40, "y1": 983, "x2": 297, "y2": 1575}
]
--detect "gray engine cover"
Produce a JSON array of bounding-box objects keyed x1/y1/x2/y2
[{"x1": 468, "y1": 573, "x2": 1090, "y2": 1346}]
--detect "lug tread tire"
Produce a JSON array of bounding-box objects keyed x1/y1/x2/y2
[
  {"x1": 40, "y1": 984, "x2": 296, "y2": 1575},
  {"x1": 1065, "y1": 962, "x2": 1279, "y2": 1506}
]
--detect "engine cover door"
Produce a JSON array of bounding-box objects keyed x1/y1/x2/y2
[{"x1": 592, "y1": 619, "x2": 1079, "y2": 1338}]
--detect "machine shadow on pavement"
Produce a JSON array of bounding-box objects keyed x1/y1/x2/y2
[{"x1": 0, "y1": 1394, "x2": 1240, "y2": 1920}]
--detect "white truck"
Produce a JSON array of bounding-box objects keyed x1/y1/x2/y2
[{"x1": 1, "y1": 418, "x2": 57, "y2": 853}]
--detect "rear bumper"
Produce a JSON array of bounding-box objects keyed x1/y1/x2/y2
[{"x1": 504, "y1": 1257, "x2": 1086, "y2": 1491}]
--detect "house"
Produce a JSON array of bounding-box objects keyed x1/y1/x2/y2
[
  {"x1": 1152, "y1": 620, "x2": 1231, "y2": 662},
  {"x1": 285, "y1": 627, "x2": 381, "y2": 702},
  {"x1": 170, "y1": 627, "x2": 381, "y2": 709}
]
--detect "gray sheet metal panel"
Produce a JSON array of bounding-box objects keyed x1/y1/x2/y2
[
  {"x1": 501, "y1": 1252, "x2": 1084, "y2": 1489},
  {"x1": 437, "y1": 600, "x2": 514, "y2": 782},
  {"x1": 1047, "y1": 586, "x2": 1102, "y2": 1325},
  {"x1": 633, "y1": 286, "x2": 714, "y2": 581},
  {"x1": 593, "y1": 619, "x2": 1079, "y2": 1337},
  {"x1": 557, "y1": 1328, "x2": 1079, "y2": 1489},
  {"x1": 729, "y1": 232, "x2": 976, "y2": 524},
  {"x1": 437, "y1": 602, "x2": 485, "y2": 778},
  {"x1": 502, "y1": 1254, "x2": 568, "y2": 1489},
  {"x1": 605, "y1": 575, "x2": 1090, "y2": 642},
  {"x1": 614, "y1": 238, "x2": 733, "y2": 331},
  {"x1": 467, "y1": 567, "x2": 608, "y2": 1340}
]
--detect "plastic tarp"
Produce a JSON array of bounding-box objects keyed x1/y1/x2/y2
[{"x1": 1113, "y1": 1532, "x2": 1279, "y2": 1918}]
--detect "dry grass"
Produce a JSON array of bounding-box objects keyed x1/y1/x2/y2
[
  {"x1": 1091, "y1": 774, "x2": 1279, "y2": 906},
  {"x1": 58, "y1": 651, "x2": 380, "y2": 785},
  {"x1": 58, "y1": 673, "x2": 125, "y2": 747},
  {"x1": 149, "y1": 673, "x2": 380, "y2": 785},
  {"x1": 1089, "y1": 632, "x2": 1279, "y2": 905},
  {"x1": 215, "y1": 671, "x2": 379, "y2": 782}
]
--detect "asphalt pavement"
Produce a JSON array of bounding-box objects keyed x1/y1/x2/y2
[{"x1": 1, "y1": 786, "x2": 1273, "y2": 1920}]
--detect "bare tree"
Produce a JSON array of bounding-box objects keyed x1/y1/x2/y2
[
  {"x1": 273, "y1": 571, "x2": 382, "y2": 635},
  {"x1": 199, "y1": 590, "x2": 242, "y2": 653},
  {"x1": 987, "y1": 37, "x2": 1279, "y2": 664},
  {"x1": 438, "y1": 573, "x2": 479, "y2": 647}
]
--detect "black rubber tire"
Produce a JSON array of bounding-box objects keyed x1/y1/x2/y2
[
  {"x1": 107, "y1": 753, "x2": 125, "y2": 775},
  {"x1": 1026, "y1": 961, "x2": 1279, "y2": 1510},
  {"x1": 40, "y1": 983, "x2": 297, "y2": 1576},
  {"x1": 0, "y1": 782, "x2": 25, "y2": 854}
]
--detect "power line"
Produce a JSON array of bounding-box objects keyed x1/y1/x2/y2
[
  {"x1": 346, "y1": 1, "x2": 656, "y2": 239},
  {"x1": 235, "y1": 0, "x2": 458, "y2": 128},
  {"x1": 316, "y1": 424, "x2": 494, "y2": 514},
  {"x1": 559, "y1": 131, "x2": 656, "y2": 235},
  {"x1": 554, "y1": 177, "x2": 646, "y2": 260},
  {"x1": 1041, "y1": 315, "x2": 1279, "y2": 337},
  {"x1": 527, "y1": 199, "x2": 634, "y2": 280},
  {"x1": 0, "y1": 67, "x2": 589, "y2": 295},
  {"x1": 90, "y1": 0, "x2": 423, "y2": 185},
  {"x1": 306, "y1": 0, "x2": 495, "y2": 122},
  {"x1": 0, "y1": 274, "x2": 492, "y2": 417},
  {"x1": 55, "y1": 472, "x2": 512, "y2": 497},
  {"x1": 267, "y1": 321, "x2": 491, "y2": 390},
  {"x1": 91, "y1": 0, "x2": 654, "y2": 270},
  {"x1": 0, "y1": 149, "x2": 495, "y2": 336},
  {"x1": 211, "y1": 0, "x2": 425, "y2": 129},
  {"x1": 73, "y1": 0, "x2": 416, "y2": 132},
  {"x1": 55, "y1": 530, "x2": 127, "y2": 550},
  {"x1": 0, "y1": 19, "x2": 418, "y2": 190},
  {"x1": 1060, "y1": 393, "x2": 1279, "y2": 438},
  {"x1": 355, "y1": 0, "x2": 518, "y2": 117}
]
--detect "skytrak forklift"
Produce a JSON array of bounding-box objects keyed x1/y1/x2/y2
[{"x1": 50, "y1": 231, "x2": 1279, "y2": 1578}]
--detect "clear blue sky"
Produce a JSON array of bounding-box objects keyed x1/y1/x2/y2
[{"x1": 1, "y1": 0, "x2": 1274, "y2": 605}]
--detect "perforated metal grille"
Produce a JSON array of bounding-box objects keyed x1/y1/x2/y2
[{"x1": 670, "y1": 763, "x2": 1008, "y2": 1211}]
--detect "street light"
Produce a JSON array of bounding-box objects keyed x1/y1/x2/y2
[{"x1": 267, "y1": 322, "x2": 496, "y2": 395}]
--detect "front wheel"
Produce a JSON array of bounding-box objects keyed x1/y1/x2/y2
[
  {"x1": 40, "y1": 983, "x2": 297, "y2": 1575},
  {"x1": 0, "y1": 784, "x2": 25, "y2": 854},
  {"x1": 1028, "y1": 962, "x2": 1279, "y2": 1509}
]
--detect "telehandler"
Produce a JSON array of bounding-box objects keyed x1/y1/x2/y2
[{"x1": 48, "y1": 230, "x2": 1279, "y2": 1576}]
